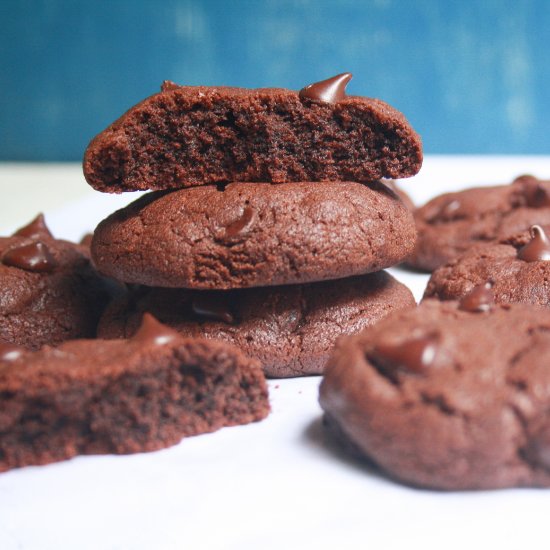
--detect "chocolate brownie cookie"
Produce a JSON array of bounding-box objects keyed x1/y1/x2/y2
[
  {"x1": 91, "y1": 181, "x2": 417, "y2": 289},
  {"x1": 0, "y1": 215, "x2": 118, "y2": 349},
  {"x1": 319, "y1": 296, "x2": 550, "y2": 490},
  {"x1": 0, "y1": 314, "x2": 269, "y2": 472},
  {"x1": 409, "y1": 175, "x2": 550, "y2": 271},
  {"x1": 424, "y1": 224, "x2": 550, "y2": 305},
  {"x1": 97, "y1": 272, "x2": 415, "y2": 377},
  {"x1": 83, "y1": 73, "x2": 422, "y2": 193}
]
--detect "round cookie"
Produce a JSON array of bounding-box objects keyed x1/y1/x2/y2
[
  {"x1": 97, "y1": 272, "x2": 416, "y2": 378},
  {"x1": 83, "y1": 74, "x2": 422, "y2": 193},
  {"x1": 424, "y1": 224, "x2": 550, "y2": 305},
  {"x1": 409, "y1": 175, "x2": 550, "y2": 271},
  {"x1": 0, "y1": 214, "x2": 119, "y2": 350},
  {"x1": 91, "y1": 181, "x2": 417, "y2": 289},
  {"x1": 319, "y1": 296, "x2": 550, "y2": 490}
]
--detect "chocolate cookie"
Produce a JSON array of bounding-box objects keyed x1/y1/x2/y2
[
  {"x1": 97, "y1": 272, "x2": 415, "y2": 378},
  {"x1": 409, "y1": 175, "x2": 550, "y2": 271},
  {"x1": 319, "y1": 296, "x2": 550, "y2": 490},
  {"x1": 91, "y1": 181, "x2": 417, "y2": 289},
  {"x1": 0, "y1": 314, "x2": 269, "y2": 472},
  {"x1": 424, "y1": 224, "x2": 550, "y2": 305},
  {"x1": 83, "y1": 73, "x2": 422, "y2": 193},
  {"x1": 0, "y1": 215, "x2": 118, "y2": 349}
]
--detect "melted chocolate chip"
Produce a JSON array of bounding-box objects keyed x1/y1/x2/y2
[
  {"x1": 13, "y1": 214, "x2": 53, "y2": 240},
  {"x1": 517, "y1": 225, "x2": 550, "y2": 262},
  {"x1": 371, "y1": 336, "x2": 438, "y2": 375},
  {"x1": 1, "y1": 241, "x2": 58, "y2": 273},
  {"x1": 516, "y1": 175, "x2": 550, "y2": 208},
  {"x1": 224, "y1": 206, "x2": 254, "y2": 237},
  {"x1": 459, "y1": 282, "x2": 494, "y2": 313},
  {"x1": 191, "y1": 293, "x2": 235, "y2": 324},
  {"x1": 0, "y1": 341, "x2": 25, "y2": 362},
  {"x1": 299, "y1": 73, "x2": 352, "y2": 104},
  {"x1": 132, "y1": 313, "x2": 179, "y2": 346}
]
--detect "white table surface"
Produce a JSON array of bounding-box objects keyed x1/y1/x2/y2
[{"x1": 1, "y1": 156, "x2": 550, "y2": 550}]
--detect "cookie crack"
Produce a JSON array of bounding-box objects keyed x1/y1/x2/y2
[{"x1": 419, "y1": 391, "x2": 457, "y2": 416}]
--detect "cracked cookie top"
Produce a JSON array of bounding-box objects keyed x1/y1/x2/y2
[{"x1": 319, "y1": 297, "x2": 550, "y2": 490}]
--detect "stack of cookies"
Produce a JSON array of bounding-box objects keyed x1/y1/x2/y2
[{"x1": 84, "y1": 73, "x2": 423, "y2": 377}]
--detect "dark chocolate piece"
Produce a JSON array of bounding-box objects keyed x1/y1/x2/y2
[
  {"x1": 1, "y1": 241, "x2": 58, "y2": 273},
  {"x1": 517, "y1": 225, "x2": 550, "y2": 262},
  {"x1": 371, "y1": 336, "x2": 437, "y2": 375},
  {"x1": 13, "y1": 214, "x2": 53, "y2": 240},
  {"x1": 223, "y1": 206, "x2": 255, "y2": 238},
  {"x1": 131, "y1": 313, "x2": 180, "y2": 345},
  {"x1": 299, "y1": 73, "x2": 352, "y2": 104},
  {"x1": 458, "y1": 282, "x2": 494, "y2": 312},
  {"x1": 191, "y1": 294, "x2": 235, "y2": 324}
]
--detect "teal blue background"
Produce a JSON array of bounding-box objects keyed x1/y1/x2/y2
[{"x1": 1, "y1": 0, "x2": 549, "y2": 160}]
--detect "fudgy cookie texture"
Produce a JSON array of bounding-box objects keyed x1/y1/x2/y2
[
  {"x1": 0, "y1": 315, "x2": 269, "y2": 472},
  {"x1": 97, "y1": 272, "x2": 416, "y2": 378},
  {"x1": 91, "y1": 181, "x2": 417, "y2": 289},
  {"x1": 0, "y1": 215, "x2": 118, "y2": 349},
  {"x1": 83, "y1": 74, "x2": 423, "y2": 193},
  {"x1": 424, "y1": 224, "x2": 550, "y2": 305},
  {"x1": 319, "y1": 297, "x2": 550, "y2": 490},
  {"x1": 409, "y1": 175, "x2": 550, "y2": 271}
]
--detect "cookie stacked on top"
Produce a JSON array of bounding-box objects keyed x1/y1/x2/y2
[{"x1": 85, "y1": 73, "x2": 423, "y2": 377}]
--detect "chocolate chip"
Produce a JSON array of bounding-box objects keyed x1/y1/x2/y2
[
  {"x1": 191, "y1": 293, "x2": 235, "y2": 324},
  {"x1": 224, "y1": 206, "x2": 254, "y2": 238},
  {"x1": 370, "y1": 336, "x2": 438, "y2": 375},
  {"x1": 517, "y1": 225, "x2": 550, "y2": 262},
  {"x1": 132, "y1": 313, "x2": 179, "y2": 346},
  {"x1": 13, "y1": 214, "x2": 53, "y2": 240},
  {"x1": 1, "y1": 241, "x2": 58, "y2": 273},
  {"x1": 459, "y1": 282, "x2": 494, "y2": 313},
  {"x1": 299, "y1": 73, "x2": 352, "y2": 104}
]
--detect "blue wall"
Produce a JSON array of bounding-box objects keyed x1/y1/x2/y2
[{"x1": 1, "y1": 0, "x2": 549, "y2": 160}]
